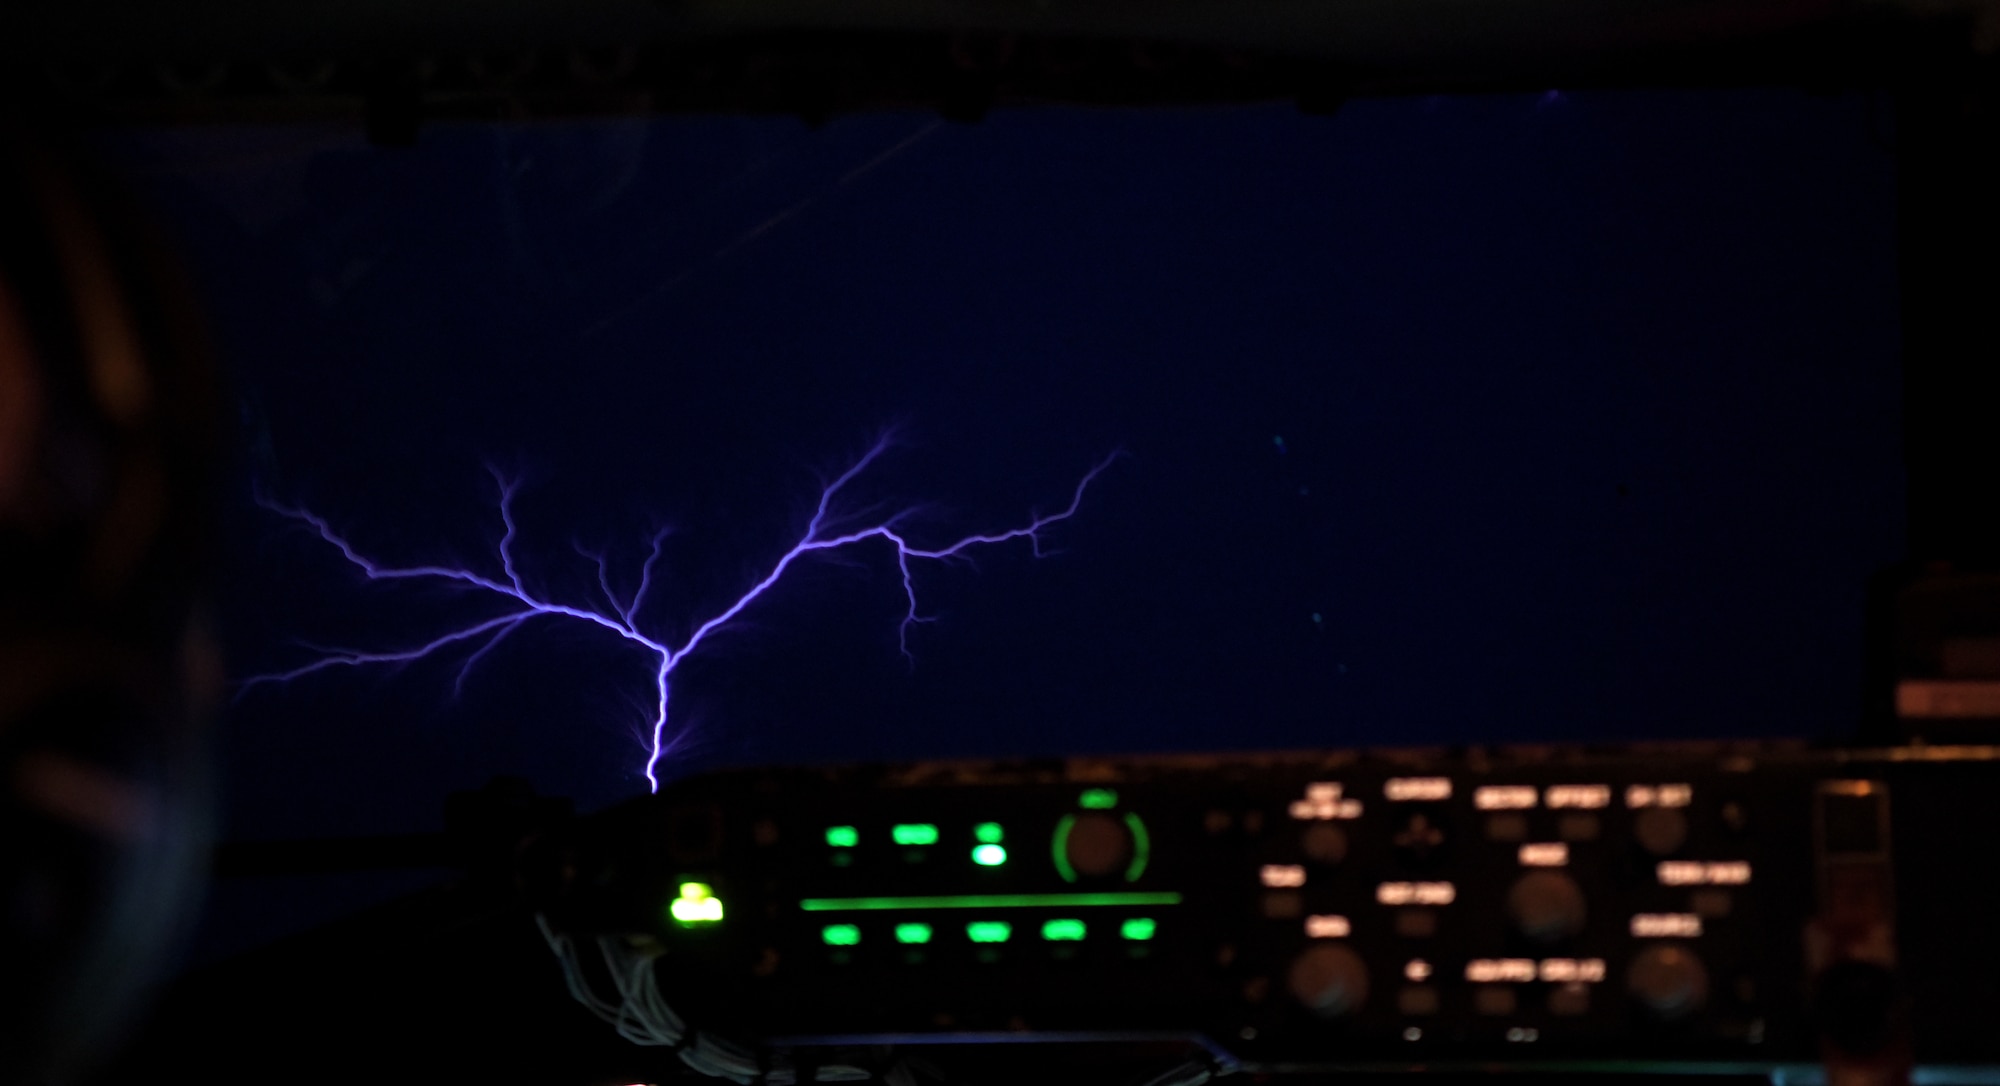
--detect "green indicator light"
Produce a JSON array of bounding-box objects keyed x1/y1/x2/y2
[
  {"x1": 966, "y1": 921, "x2": 1013, "y2": 944},
  {"x1": 891, "y1": 823, "x2": 940, "y2": 846},
  {"x1": 821, "y1": 924, "x2": 862, "y2": 946},
  {"x1": 972, "y1": 844, "x2": 1008, "y2": 867},
  {"x1": 826, "y1": 826, "x2": 859, "y2": 848},
  {"x1": 1079, "y1": 788, "x2": 1119, "y2": 809},
  {"x1": 670, "y1": 882, "x2": 724, "y2": 925},
  {"x1": 895, "y1": 923, "x2": 934, "y2": 945},
  {"x1": 974, "y1": 822, "x2": 1005, "y2": 844},
  {"x1": 1052, "y1": 814, "x2": 1079, "y2": 882},
  {"x1": 1121, "y1": 917, "x2": 1158, "y2": 941},
  {"x1": 1041, "y1": 919, "x2": 1087, "y2": 942},
  {"x1": 1123, "y1": 812, "x2": 1151, "y2": 882},
  {"x1": 800, "y1": 892, "x2": 1183, "y2": 912}
]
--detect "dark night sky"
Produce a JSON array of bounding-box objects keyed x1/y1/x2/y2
[{"x1": 99, "y1": 90, "x2": 1903, "y2": 951}]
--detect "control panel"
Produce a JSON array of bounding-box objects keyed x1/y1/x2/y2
[{"x1": 533, "y1": 744, "x2": 2000, "y2": 1077}]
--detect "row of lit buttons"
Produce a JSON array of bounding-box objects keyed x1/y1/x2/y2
[
  {"x1": 1401, "y1": 959, "x2": 1609, "y2": 1018},
  {"x1": 1293, "y1": 779, "x2": 1696, "y2": 816},
  {"x1": 819, "y1": 917, "x2": 1159, "y2": 946},
  {"x1": 1261, "y1": 852, "x2": 1748, "y2": 890},
  {"x1": 826, "y1": 822, "x2": 1011, "y2": 866}
]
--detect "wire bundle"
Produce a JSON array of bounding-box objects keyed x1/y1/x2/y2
[{"x1": 534, "y1": 915, "x2": 871, "y2": 1084}]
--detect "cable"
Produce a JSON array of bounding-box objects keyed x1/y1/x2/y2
[
  {"x1": 536, "y1": 914, "x2": 807, "y2": 1084},
  {"x1": 538, "y1": 915, "x2": 929, "y2": 1086},
  {"x1": 1135, "y1": 1053, "x2": 1232, "y2": 1086}
]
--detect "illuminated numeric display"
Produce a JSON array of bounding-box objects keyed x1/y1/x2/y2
[
  {"x1": 1289, "y1": 781, "x2": 1364, "y2": 821},
  {"x1": 1384, "y1": 777, "x2": 1452, "y2": 801},
  {"x1": 1467, "y1": 957, "x2": 1606, "y2": 981},
  {"x1": 825, "y1": 826, "x2": 859, "y2": 848},
  {"x1": 1466, "y1": 958, "x2": 1538, "y2": 983},
  {"x1": 1475, "y1": 786, "x2": 1539, "y2": 810},
  {"x1": 891, "y1": 823, "x2": 940, "y2": 846},
  {"x1": 1538, "y1": 958, "x2": 1607, "y2": 982},
  {"x1": 1631, "y1": 913, "x2": 1703, "y2": 937},
  {"x1": 1627, "y1": 783, "x2": 1694, "y2": 808},
  {"x1": 1545, "y1": 785, "x2": 1611, "y2": 809},
  {"x1": 894, "y1": 923, "x2": 934, "y2": 945},
  {"x1": 821, "y1": 924, "x2": 862, "y2": 946},
  {"x1": 1261, "y1": 864, "x2": 1307, "y2": 888},
  {"x1": 1304, "y1": 914, "x2": 1351, "y2": 938},
  {"x1": 1518, "y1": 843, "x2": 1570, "y2": 866},
  {"x1": 1657, "y1": 860, "x2": 1751, "y2": 885},
  {"x1": 966, "y1": 921, "x2": 1013, "y2": 944},
  {"x1": 1377, "y1": 881, "x2": 1456, "y2": 905}
]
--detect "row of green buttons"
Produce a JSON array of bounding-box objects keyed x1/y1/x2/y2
[
  {"x1": 822, "y1": 917, "x2": 1157, "y2": 946},
  {"x1": 827, "y1": 823, "x2": 1010, "y2": 866}
]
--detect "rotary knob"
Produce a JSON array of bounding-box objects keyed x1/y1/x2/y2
[
  {"x1": 1301, "y1": 823, "x2": 1349, "y2": 865},
  {"x1": 1628, "y1": 945, "x2": 1709, "y2": 1021},
  {"x1": 1392, "y1": 811, "x2": 1447, "y2": 865},
  {"x1": 1287, "y1": 944, "x2": 1370, "y2": 1017},
  {"x1": 1063, "y1": 812, "x2": 1133, "y2": 878},
  {"x1": 1507, "y1": 871, "x2": 1587, "y2": 944},
  {"x1": 1633, "y1": 807, "x2": 1689, "y2": 856}
]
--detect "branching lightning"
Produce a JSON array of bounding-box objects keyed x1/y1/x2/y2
[{"x1": 240, "y1": 437, "x2": 1120, "y2": 790}]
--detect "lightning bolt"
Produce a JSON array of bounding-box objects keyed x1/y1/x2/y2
[{"x1": 239, "y1": 437, "x2": 1121, "y2": 791}]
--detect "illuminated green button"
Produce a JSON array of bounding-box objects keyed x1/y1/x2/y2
[
  {"x1": 670, "y1": 882, "x2": 724, "y2": 925},
  {"x1": 972, "y1": 844, "x2": 1008, "y2": 867},
  {"x1": 892, "y1": 823, "x2": 940, "y2": 846},
  {"x1": 895, "y1": 923, "x2": 934, "y2": 945},
  {"x1": 966, "y1": 921, "x2": 1013, "y2": 944},
  {"x1": 821, "y1": 924, "x2": 862, "y2": 946},
  {"x1": 1079, "y1": 788, "x2": 1119, "y2": 809},
  {"x1": 1041, "y1": 918, "x2": 1087, "y2": 942},
  {"x1": 799, "y1": 891, "x2": 1183, "y2": 912},
  {"x1": 974, "y1": 822, "x2": 1005, "y2": 844},
  {"x1": 1121, "y1": 917, "x2": 1157, "y2": 941},
  {"x1": 826, "y1": 826, "x2": 859, "y2": 848}
]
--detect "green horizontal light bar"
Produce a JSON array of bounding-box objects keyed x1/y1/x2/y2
[
  {"x1": 1079, "y1": 788, "x2": 1119, "y2": 809},
  {"x1": 895, "y1": 923, "x2": 934, "y2": 945},
  {"x1": 821, "y1": 924, "x2": 862, "y2": 946},
  {"x1": 1041, "y1": 918, "x2": 1087, "y2": 941},
  {"x1": 825, "y1": 826, "x2": 859, "y2": 848},
  {"x1": 974, "y1": 822, "x2": 1005, "y2": 844},
  {"x1": 966, "y1": 921, "x2": 1013, "y2": 944},
  {"x1": 891, "y1": 823, "x2": 940, "y2": 846},
  {"x1": 1121, "y1": 917, "x2": 1158, "y2": 941},
  {"x1": 800, "y1": 892, "x2": 1182, "y2": 912},
  {"x1": 971, "y1": 844, "x2": 1008, "y2": 867}
]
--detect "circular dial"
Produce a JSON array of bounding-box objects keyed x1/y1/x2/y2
[
  {"x1": 1628, "y1": 945, "x2": 1709, "y2": 1020},
  {"x1": 1392, "y1": 811, "x2": 1447, "y2": 864},
  {"x1": 1633, "y1": 807, "x2": 1690, "y2": 856},
  {"x1": 1507, "y1": 871, "x2": 1587, "y2": 944},
  {"x1": 1063, "y1": 812, "x2": 1133, "y2": 878},
  {"x1": 1287, "y1": 944, "x2": 1370, "y2": 1017},
  {"x1": 1301, "y1": 823, "x2": 1349, "y2": 865}
]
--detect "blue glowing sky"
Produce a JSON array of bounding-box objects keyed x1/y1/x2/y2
[{"x1": 104, "y1": 90, "x2": 1902, "y2": 851}]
